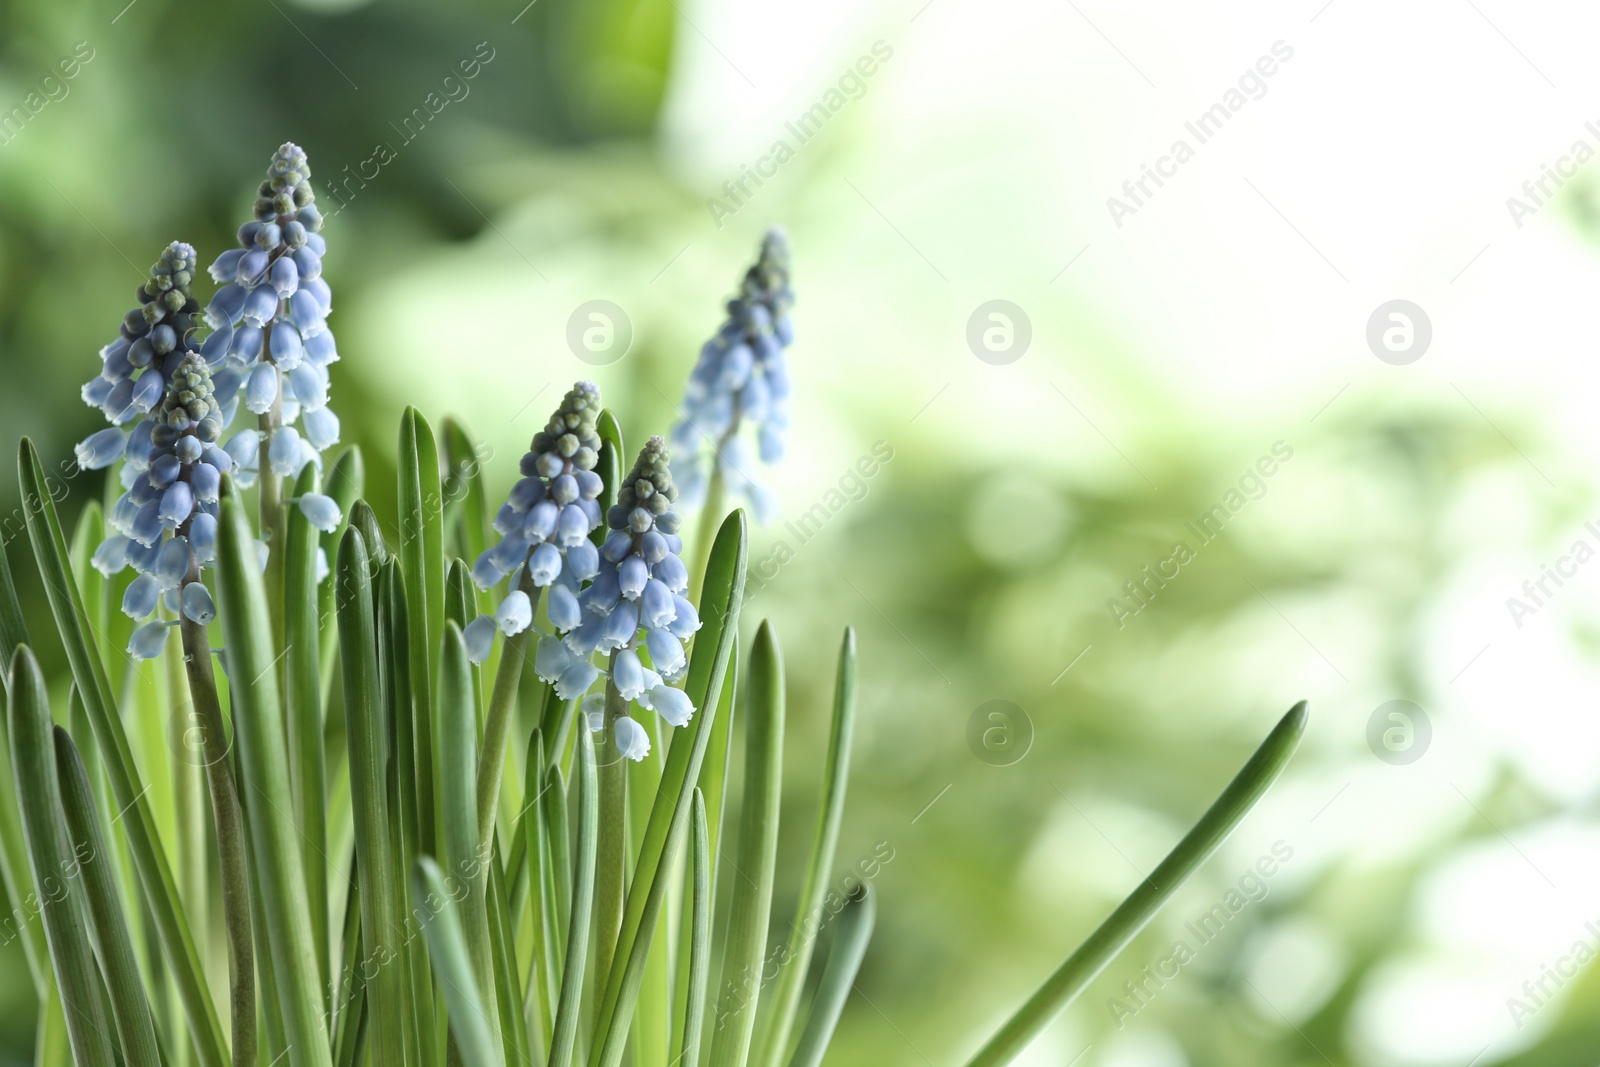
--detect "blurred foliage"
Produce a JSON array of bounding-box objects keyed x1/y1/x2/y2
[{"x1": 0, "y1": 0, "x2": 1597, "y2": 1065}]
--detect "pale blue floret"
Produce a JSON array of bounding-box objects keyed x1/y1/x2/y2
[
  {"x1": 670, "y1": 228, "x2": 794, "y2": 524},
  {"x1": 297, "y1": 493, "x2": 343, "y2": 533},
  {"x1": 75, "y1": 428, "x2": 128, "y2": 471},
  {"x1": 495, "y1": 591, "x2": 533, "y2": 635},
  {"x1": 182, "y1": 583, "x2": 216, "y2": 625},
  {"x1": 612, "y1": 716, "x2": 650, "y2": 761},
  {"x1": 463, "y1": 616, "x2": 497, "y2": 664},
  {"x1": 128, "y1": 621, "x2": 174, "y2": 661}
]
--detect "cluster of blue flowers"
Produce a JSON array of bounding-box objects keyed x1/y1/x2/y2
[
  {"x1": 466, "y1": 382, "x2": 606, "y2": 662},
  {"x1": 97, "y1": 353, "x2": 232, "y2": 659},
  {"x1": 671, "y1": 227, "x2": 794, "y2": 524},
  {"x1": 76, "y1": 242, "x2": 206, "y2": 472},
  {"x1": 472, "y1": 386, "x2": 700, "y2": 762},
  {"x1": 541, "y1": 434, "x2": 699, "y2": 761},
  {"x1": 204, "y1": 142, "x2": 339, "y2": 486},
  {"x1": 74, "y1": 144, "x2": 345, "y2": 660}
]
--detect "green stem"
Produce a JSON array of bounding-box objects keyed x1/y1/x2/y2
[
  {"x1": 960, "y1": 702, "x2": 1309, "y2": 1067},
  {"x1": 593, "y1": 663, "x2": 628, "y2": 1003},
  {"x1": 286, "y1": 467, "x2": 329, "y2": 1001},
  {"x1": 686, "y1": 467, "x2": 725, "y2": 608},
  {"x1": 179, "y1": 565, "x2": 257, "y2": 1067},
  {"x1": 783, "y1": 887, "x2": 875, "y2": 1067},
  {"x1": 676, "y1": 790, "x2": 711, "y2": 1067},
  {"x1": 549, "y1": 727, "x2": 597, "y2": 1067}
]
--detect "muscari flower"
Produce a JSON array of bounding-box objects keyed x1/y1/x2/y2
[
  {"x1": 542, "y1": 435, "x2": 701, "y2": 761},
  {"x1": 77, "y1": 242, "x2": 206, "y2": 471},
  {"x1": 464, "y1": 382, "x2": 606, "y2": 664},
  {"x1": 204, "y1": 142, "x2": 339, "y2": 488},
  {"x1": 670, "y1": 227, "x2": 794, "y2": 523},
  {"x1": 101, "y1": 353, "x2": 237, "y2": 660}
]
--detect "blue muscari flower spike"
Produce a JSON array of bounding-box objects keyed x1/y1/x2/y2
[
  {"x1": 670, "y1": 227, "x2": 794, "y2": 524},
  {"x1": 77, "y1": 242, "x2": 206, "y2": 469},
  {"x1": 539, "y1": 435, "x2": 701, "y2": 760},
  {"x1": 205, "y1": 142, "x2": 339, "y2": 484},
  {"x1": 465, "y1": 382, "x2": 606, "y2": 665},
  {"x1": 99, "y1": 353, "x2": 238, "y2": 657}
]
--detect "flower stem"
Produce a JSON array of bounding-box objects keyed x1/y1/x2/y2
[
  {"x1": 593, "y1": 658, "x2": 628, "y2": 1002},
  {"x1": 179, "y1": 562, "x2": 257, "y2": 1067}
]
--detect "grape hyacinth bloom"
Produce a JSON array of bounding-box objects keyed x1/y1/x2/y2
[
  {"x1": 464, "y1": 382, "x2": 606, "y2": 665},
  {"x1": 101, "y1": 354, "x2": 237, "y2": 659},
  {"x1": 670, "y1": 227, "x2": 794, "y2": 523},
  {"x1": 205, "y1": 142, "x2": 339, "y2": 486},
  {"x1": 543, "y1": 435, "x2": 701, "y2": 761},
  {"x1": 77, "y1": 242, "x2": 206, "y2": 468}
]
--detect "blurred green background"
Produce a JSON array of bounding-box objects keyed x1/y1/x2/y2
[{"x1": 3, "y1": 0, "x2": 1600, "y2": 1065}]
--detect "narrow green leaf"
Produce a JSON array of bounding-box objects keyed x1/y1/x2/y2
[
  {"x1": 522, "y1": 730, "x2": 557, "y2": 1045},
  {"x1": 68, "y1": 501, "x2": 104, "y2": 670},
  {"x1": 330, "y1": 859, "x2": 363, "y2": 1061},
  {"x1": 677, "y1": 790, "x2": 711, "y2": 1067},
  {"x1": 545, "y1": 763, "x2": 572, "y2": 954},
  {"x1": 438, "y1": 619, "x2": 503, "y2": 1046},
  {"x1": 17, "y1": 438, "x2": 227, "y2": 1067},
  {"x1": 706, "y1": 621, "x2": 786, "y2": 1067},
  {"x1": 755, "y1": 628, "x2": 858, "y2": 1067},
  {"x1": 0, "y1": 497, "x2": 33, "y2": 680},
  {"x1": 348, "y1": 499, "x2": 390, "y2": 569},
  {"x1": 784, "y1": 887, "x2": 875, "y2": 1067},
  {"x1": 334, "y1": 527, "x2": 406, "y2": 1067},
  {"x1": 216, "y1": 480, "x2": 333, "y2": 1067},
  {"x1": 0, "y1": 653, "x2": 49, "y2": 993},
  {"x1": 487, "y1": 844, "x2": 531, "y2": 1067},
  {"x1": 628, "y1": 720, "x2": 669, "y2": 1067},
  {"x1": 413, "y1": 856, "x2": 507, "y2": 1067},
  {"x1": 7, "y1": 647, "x2": 115, "y2": 1067},
  {"x1": 441, "y1": 418, "x2": 492, "y2": 594},
  {"x1": 399, "y1": 407, "x2": 446, "y2": 854},
  {"x1": 287, "y1": 464, "x2": 330, "y2": 998},
  {"x1": 53, "y1": 726, "x2": 162, "y2": 1067},
  {"x1": 960, "y1": 702, "x2": 1310, "y2": 1067},
  {"x1": 549, "y1": 726, "x2": 598, "y2": 1067},
  {"x1": 318, "y1": 448, "x2": 364, "y2": 699},
  {"x1": 379, "y1": 559, "x2": 439, "y2": 1067},
  {"x1": 590, "y1": 510, "x2": 748, "y2": 1067}
]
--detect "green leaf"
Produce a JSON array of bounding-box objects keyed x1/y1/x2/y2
[
  {"x1": 706, "y1": 620, "x2": 786, "y2": 1067},
  {"x1": 441, "y1": 418, "x2": 492, "y2": 595},
  {"x1": 334, "y1": 527, "x2": 407, "y2": 1067},
  {"x1": 522, "y1": 730, "x2": 557, "y2": 1045},
  {"x1": 67, "y1": 501, "x2": 103, "y2": 672},
  {"x1": 755, "y1": 628, "x2": 857, "y2": 1067},
  {"x1": 676, "y1": 789, "x2": 712, "y2": 1067},
  {"x1": 437, "y1": 620, "x2": 503, "y2": 1046},
  {"x1": 17, "y1": 438, "x2": 227, "y2": 1067},
  {"x1": 412, "y1": 856, "x2": 507, "y2": 1067},
  {"x1": 286, "y1": 464, "x2": 330, "y2": 996},
  {"x1": 0, "y1": 498, "x2": 33, "y2": 683},
  {"x1": 549, "y1": 725, "x2": 598, "y2": 1067},
  {"x1": 960, "y1": 702, "x2": 1310, "y2": 1067},
  {"x1": 6, "y1": 647, "x2": 116, "y2": 1067},
  {"x1": 379, "y1": 559, "x2": 440, "y2": 1067},
  {"x1": 216, "y1": 479, "x2": 333, "y2": 1067},
  {"x1": 784, "y1": 886, "x2": 875, "y2": 1067},
  {"x1": 590, "y1": 509, "x2": 748, "y2": 1067},
  {"x1": 399, "y1": 407, "x2": 446, "y2": 854},
  {"x1": 318, "y1": 448, "x2": 364, "y2": 716},
  {"x1": 53, "y1": 726, "x2": 162, "y2": 1067},
  {"x1": 487, "y1": 849, "x2": 531, "y2": 1067},
  {"x1": 0, "y1": 650, "x2": 49, "y2": 993},
  {"x1": 330, "y1": 861, "x2": 364, "y2": 1066}
]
